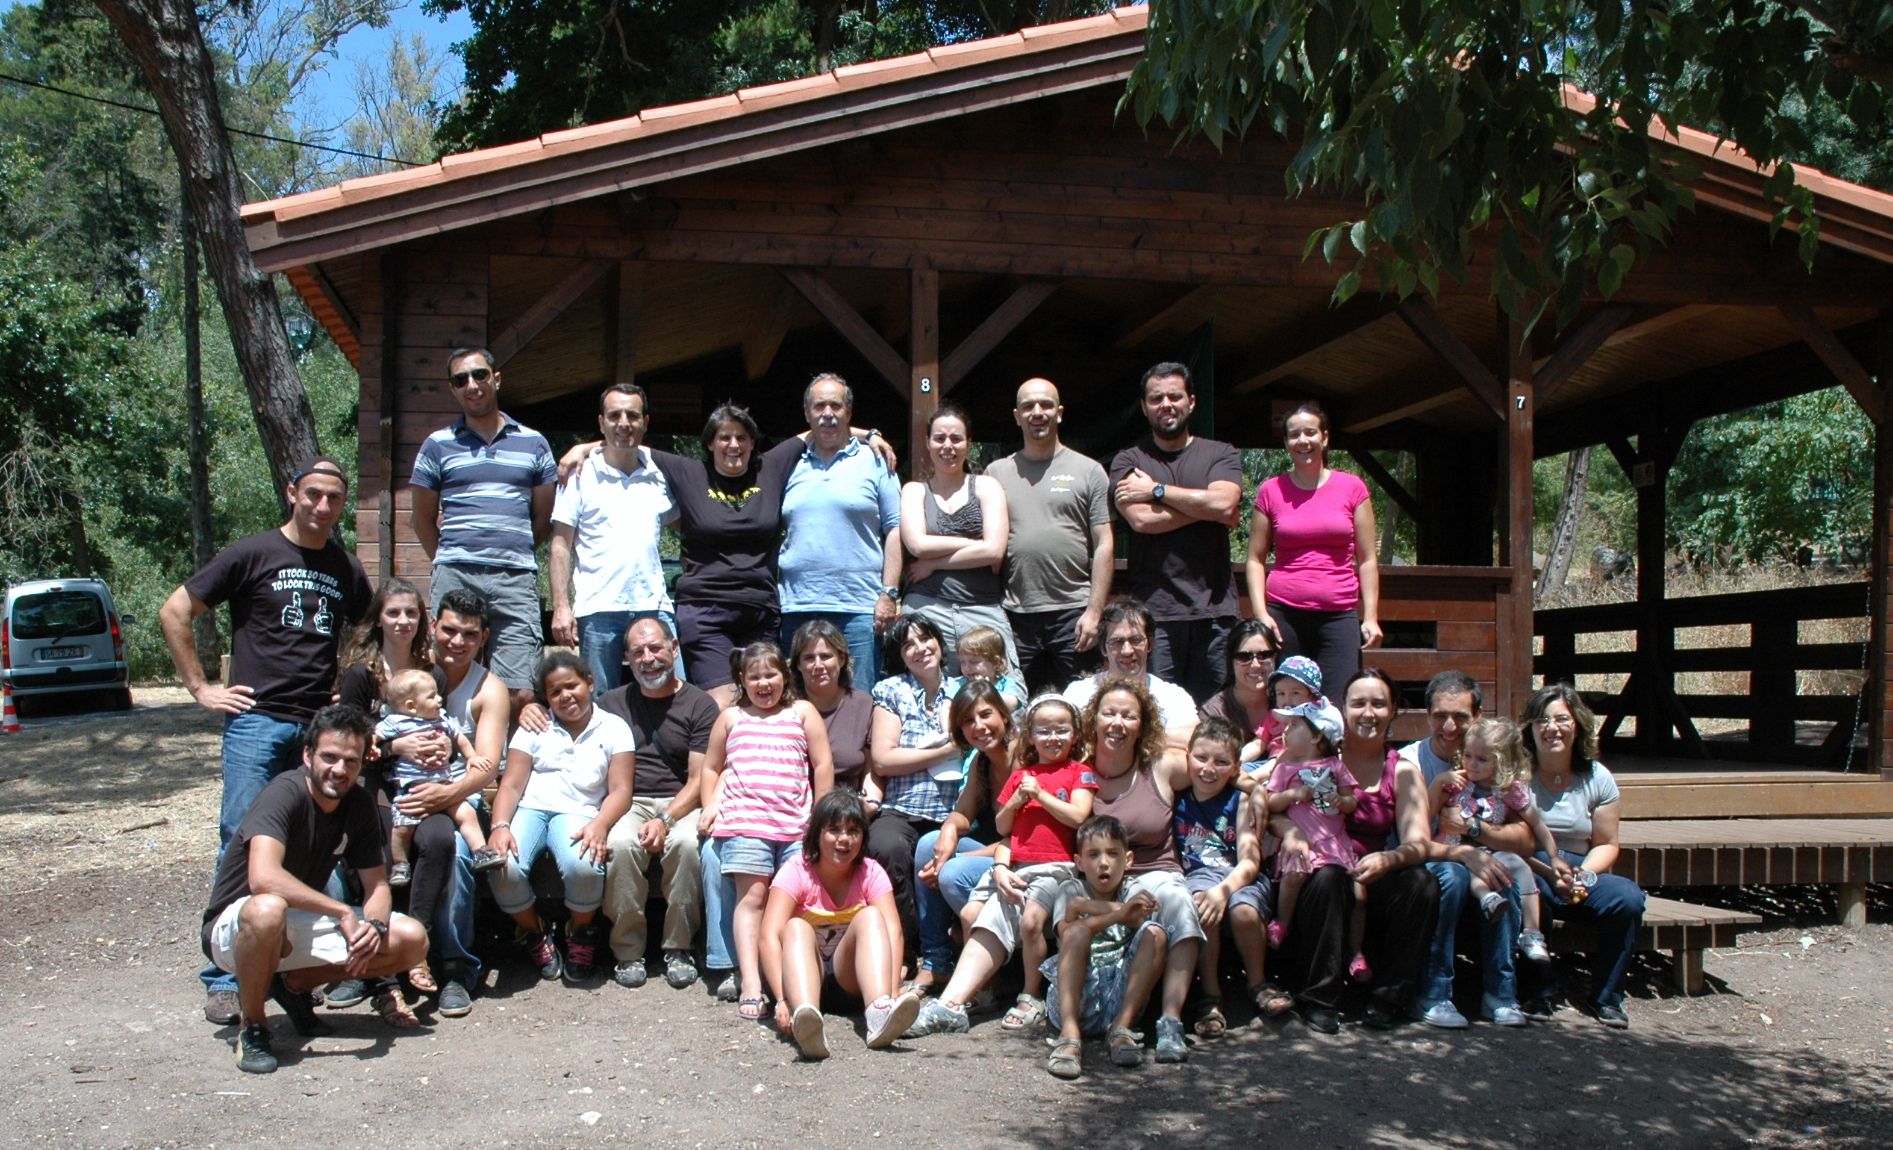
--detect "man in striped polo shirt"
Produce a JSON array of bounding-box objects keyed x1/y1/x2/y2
[{"x1": 409, "y1": 347, "x2": 557, "y2": 712}]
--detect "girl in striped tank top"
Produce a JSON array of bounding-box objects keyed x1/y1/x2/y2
[{"x1": 700, "y1": 642, "x2": 835, "y2": 1020}]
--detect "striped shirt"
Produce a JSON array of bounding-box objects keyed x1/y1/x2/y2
[
  {"x1": 410, "y1": 413, "x2": 557, "y2": 571},
  {"x1": 714, "y1": 707, "x2": 813, "y2": 843}
]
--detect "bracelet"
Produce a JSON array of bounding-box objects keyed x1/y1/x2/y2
[
  {"x1": 490, "y1": 821, "x2": 510, "y2": 831},
  {"x1": 366, "y1": 918, "x2": 390, "y2": 939}
]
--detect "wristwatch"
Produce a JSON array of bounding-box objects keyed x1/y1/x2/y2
[
  {"x1": 880, "y1": 585, "x2": 900, "y2": 600},
  {"x1": 366, "y1": 917, "x2": 390, "y2": 939},
  {"x1": 1465, "y1": 814, "x2": 1485, "y2": 841},
  {"x1": 1152, "y1": 483, "x2": 1167, "y2": 504},
  {"x1": 658, "y1": 813, "x2": 676, "y2": 829}
]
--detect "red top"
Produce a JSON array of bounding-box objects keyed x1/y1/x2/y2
[{"x1": 999, "y1": 759, "x2": 1099, "y2": 865}]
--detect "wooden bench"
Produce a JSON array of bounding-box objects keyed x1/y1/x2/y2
[
  {"x1": 1551, "y1": 895, "x2": 1760, "y2": 994},
  {"x1": 1618, "y1": 817, "x2": 1893, "y2": 926}
]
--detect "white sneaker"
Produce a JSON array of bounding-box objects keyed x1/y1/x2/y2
[
  {"x1": 1518, "y1": 929, "x2": 1552, "y2": 964},
  {"x1": 1411, "y1": 999, "x2": 1469, "y2": 1029},
  {"x1": 791, "y1": 1004, "x2": 828, "y2": 1060},
  {"x1": 866, "y1": 991, "x2": 922, "y2": 1050}
]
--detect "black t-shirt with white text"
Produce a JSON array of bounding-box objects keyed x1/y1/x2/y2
[
  {"x1": 201, "y1": 770, "x2": 383, "y2": 952},
  {"x1": 185, "y1": 529, "x2": 372, "y2": 723}
]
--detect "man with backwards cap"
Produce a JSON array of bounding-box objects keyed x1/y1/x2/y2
[{"x1": 160, "y1": 454, "x2": 374, "y2": 1027}]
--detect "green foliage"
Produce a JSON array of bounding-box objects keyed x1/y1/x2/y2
[
  {"x1": 1667, "y1": 386, "x2": 1873, "y2": 564},
  {"x1": 1125, "y1": 2, "x2": 1892, "y2": 334}
]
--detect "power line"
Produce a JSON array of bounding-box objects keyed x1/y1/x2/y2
[{"x1": 0, "y1": 71, "x2": 424, "y2": 167}]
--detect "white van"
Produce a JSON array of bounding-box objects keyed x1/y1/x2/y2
[{"x1": 2, "y1": 578, "x2": 134, "y2": 715}]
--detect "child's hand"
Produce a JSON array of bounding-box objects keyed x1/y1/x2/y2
[
  {"x1": 993, "y1": 864, "x2": 1030, "y2": 905},
  {"x1": 1191, "y1": 884, "x2": 1229, "y2": 928},
  {"x1": 466, "y1": 754, "x2": 493, "y2": 775},
  {"x1": 698, "y1": 804, "x2": 717, "y2": 837},
  {"x1": 917, "y1": 854, "x2": 943, "y2": 889},
  {"x1": 1017, "y1": 774, "x2": 1042, "y2": 801},
  {"x1": 1444, "y1": 768, "x2": 1467, "y2": 792},
  {"x1": 1239, "y1": 737, "x2": 1265, "y2": 763},
  {"x1": 1123, "y1": 891, "x2": 1158, "y2": 926},
  {"x1": 570, "y1": 820, "x2": 611, "y2": 865},
  {"x1": 773, "y1": 1000, "x2": 793, "y2": 1034}
]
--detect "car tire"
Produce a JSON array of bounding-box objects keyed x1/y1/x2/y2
[{"x1": 110, "y1": 687, "x2": 134, "y2": 711}]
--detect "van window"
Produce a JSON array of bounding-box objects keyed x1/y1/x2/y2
[{"x1": 12, "y1": 590, "x2": 107, "y2": 639}]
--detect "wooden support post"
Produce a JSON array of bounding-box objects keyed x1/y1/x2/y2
[
  {"x1": 1503, "y1": 315, "x2": 1535, "y2": 720},
  {"x1": 1837, "y1": 881, "x2": 1868, "y2": 927},
  {"x1": 909, "y1": 267, "x2": 940, "y2": 462},
  {"x1": 378, "y1": 250, "x2": 400, "y2": 582},
  {"x1": 1671, "y1": 948, "x2": 1705, "y2": 995},
  {"x1": 1399, "y1": 299, "x2": 1508, "y2": 418},
  {"x1": 613, "y1": 262, "x2": 640, "y2": 385},
  {"x1": 940, "y1": 280, "x2": 1057, "y2": 392},
  {"x1": 1633, "y1": 426, "x2": 1669, "y2": 753},
  {"x1": 1871, "y1": 315, "x2": 1893, "y2": 775}
]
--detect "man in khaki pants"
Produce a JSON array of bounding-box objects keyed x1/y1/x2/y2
[{"x1": 598, "y1": 617, "x2": 721, "y2": 989}]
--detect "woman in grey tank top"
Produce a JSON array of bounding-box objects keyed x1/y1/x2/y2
[{"x1": 899, "y1": 405, "x2": 1018, "y2": 676}]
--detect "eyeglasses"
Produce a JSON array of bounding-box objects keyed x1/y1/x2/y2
[
  {"x1": 1031, "y1": 725, "x2": 1074, "y2": 738},
  {"x1": 449, "y1": 367, "x2": 493, "y2": 388},
  {"x1": 1233, "y1": 650, "x2": 1273, "y2": 665},
  {"x1": 1536, "y1": 714, "x2": 1576, "y2": 728},
  {"x1": 1106, "y1": 635, "x2": 1149, "y2": 650}
]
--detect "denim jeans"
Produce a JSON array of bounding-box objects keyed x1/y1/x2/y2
[
  {"x1": 1532, "y1": 849, "x2": 1646, "y2": 1008},
  {"x1": 487, "y1": 808, "x2": 606, "y2": 915},
  {"x1": 779, "y1": 610, "x2": 881, "y2": 686},
  {"x1": 913, "y1": 830, "x2": 991, "y2": 973},
  {"x1": 200, "y1": 711, "x2": 307, "y2": 992},
  {"x1": 700, "y1": 834, "x2": 738, "y2": 972},
  {"x1": 577, "y1": 608, "x2": 681, "y2": 692},
  {"x1": 1421, "y1": 858, "x2": 1520, "y2": 1008},
  {"x1": 434, "y1": 828, "x2": 483, "y2": 984}
]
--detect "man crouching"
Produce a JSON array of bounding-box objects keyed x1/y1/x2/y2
[{"x1": 201, "y1": 703, "x2": 429, "y2": 1073}]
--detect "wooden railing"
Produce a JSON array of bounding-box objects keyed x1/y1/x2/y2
[{"x1": 1535, "y1": 582, "x2": 1873, "y2": 766}]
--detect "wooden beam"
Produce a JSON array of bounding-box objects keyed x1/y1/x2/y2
[
  {"x1": 612, "y1": 261, "x2": 640, "y2": 385},
  {"x1": 1113, "y1": 285, "x2": 1219, "y2": 350},
  {"x1": 780, "y1": 267, "x2": 909, "y2": 397},
  {"x1": 376, "y1": 251, "x2": 399, "y2": 583},
  {"x1": 308, "y1": 262, "x2": 360, "y2": 341},
  {"x1": 1779, "y1": 301, "x2": 1884, "y2": 424},
  {"x1": 910, "y1": 267, "x2": 940, "y2": 457},
  {"x1": 1533, "y1": 304, "x2": 1635, "y2": 403},
  {"x1": 1871, "y1": 315, "x2": 1893, "y2": 774},
  {"x1": 1397, "y1": 299, "x2": 1508, "y2": 418},
  {"x1": 1340, "y1": 383, "x2": 1467, "y2": 434},
  {"x1": 743, "y1": 282, "x2": 796, "y2": 381},
  {"x1": 489, "y1": 258, "x2": 612, "y2": 367},
  {"x1": 1343, "y1": 446, "x2": 1422, "y2": 520},
  {"x1": 1502, "y1": 312, "x2": 1535, "y2": 720},
  {"x1": 1227, "y1": 301, "x2": 1394, "y2": 396},
  {"x1": 941, "y1": 280, "x2": 1058, "y2": 392}
]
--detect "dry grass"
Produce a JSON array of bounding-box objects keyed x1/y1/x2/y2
[{"x1": 1536, "y1": 561, "x2": 1870, "y2": 740}]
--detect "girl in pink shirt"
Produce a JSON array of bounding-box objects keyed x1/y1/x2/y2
[{"x1": 761, "y1": 790, "x2": 922, "y2": 1059}]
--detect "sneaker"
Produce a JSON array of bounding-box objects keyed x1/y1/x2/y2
[
  {"x1": 1479, "y1": 890, "x2": 1507, "y2": 921},
  {"x1": 437, "y1": 980, "x2": 473, "y2": 1017},
  {"x1": 519, "y1": 928, "x2": 563, "y2": 981},
  {"x1": 904, "y1": 997, "x2": 971, "y2": 1037},
  {"x1": 1595, "y1": 1002, "x2": 1630, "y2": 1029},
  {"x1": 204, "y1": 989, "x2": 241, "y2": 1026},
  {"x1": 1154, "y1": 1016, "x2": 1188, "y2": 1063},
  {"x1": 1520, "y1": 997, "x2": 1556, "y2": 1023},
  {"x1": 791, "y1": 1004, "x2": 829, "y2": 1060},
  {"x1": 389, "y1": 861, "x2": 412, "y2": 887},
  {"x1": 663, "y1": 951, "x2": 699, "y2": 989},
  {"x1": 1480, "y1": 994, "x2": 1528, "y2": 1027},
  {"x1": 711, "y1": 971, "x2": 739, "y2": 1002},
  {"x1": 1411, "y1": 999, "x2": 1469, "y2": 1029},
  {"x1": 270, "y1": 975, "x2": 335, "y2": 1037},
  {"x1": 1518, "y1": 929, "x2": 1552, "y2": 964},
  {"x1": 234, "y1": 1022, "x2": 277, "y2": 1074},
  {"x1": 614, "y1": 961, "x2": 648, "y2": 989},
  {"x1": 866, "y1": 991, "x2": 922, "y2": 1050},
  {"x1": 564, "y1": 923, "x2": 600, "y2": 982},
  {"x1": 323, "y1": 979, "x2": 369, "y2": 1009}
]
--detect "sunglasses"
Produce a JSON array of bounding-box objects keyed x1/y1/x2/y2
[
  {"x1": 1233, "y1": 650, "x2": 1274, "y2": 665},
  {"x1": 449, "y1": 366, "x2": 493, "y2": 388}
]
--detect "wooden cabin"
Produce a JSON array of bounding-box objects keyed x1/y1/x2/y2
[{"x1": 242, "y1": 7, "x2": 1893, "y2": 803}]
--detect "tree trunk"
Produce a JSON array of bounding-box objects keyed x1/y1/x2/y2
[
  {"x1": 93, "y1": 0, "x2": 320, "y2": 511},
  {"x1": 1536, "y1": 445, "x2": 1593, "y2": 597},
  {"x1": 183, "y1": 180, "x2": 221, "y2": 676}
]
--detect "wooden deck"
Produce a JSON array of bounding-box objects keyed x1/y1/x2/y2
[
  {"x1": 1614, "y1": 761, "x2": 1893, "y2": 820},
  {"x1": 1552, "y1": 895, "x2": 1762, "y2": 993},
  {"x1": 1618, "y1": 817, "x2": 1893, "y2": 926}
]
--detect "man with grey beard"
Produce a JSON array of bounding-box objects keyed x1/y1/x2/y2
[{"x1": 599, "y1": 617, "x2": 722, "y2": 990}]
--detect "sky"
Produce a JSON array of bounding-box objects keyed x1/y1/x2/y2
[{"x1": 301, "y1": 2, "x2": 474, "y2": 134}]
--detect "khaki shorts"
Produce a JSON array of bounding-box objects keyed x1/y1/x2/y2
[{"x1": 206, "y1": 897, "x2": 414, "y2": 974}]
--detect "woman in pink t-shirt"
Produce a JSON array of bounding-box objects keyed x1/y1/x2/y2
[
  {"x1": 1244, "y1": 400, "x2": 1382, "y2": 694},
  {"x1": 760, "y1": 790, "x2": 922, "y2": 1059}
]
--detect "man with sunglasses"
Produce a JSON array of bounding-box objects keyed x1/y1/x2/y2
[{"x1": 409, "y1": 347, "x2": 558, "y2": 713}]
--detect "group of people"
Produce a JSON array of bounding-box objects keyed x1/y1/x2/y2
[{"x1": 160, "y1": 348, "x2": 1642, "y2": 1078}]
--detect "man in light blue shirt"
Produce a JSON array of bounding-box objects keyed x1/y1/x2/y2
[{"x1": 778, "y1": 373, "x2": 901, "y2": 683}]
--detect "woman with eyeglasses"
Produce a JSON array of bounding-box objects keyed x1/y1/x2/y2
[{"x1": 1518, "y1": 683, "x2": 1646, "y2": 1028}]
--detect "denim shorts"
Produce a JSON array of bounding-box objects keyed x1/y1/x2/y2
[{"x1": 715, "y1": 834, "x2": 800, "y2": 878}]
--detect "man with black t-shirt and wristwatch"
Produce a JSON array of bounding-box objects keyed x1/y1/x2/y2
[
  {"x1": 201, "y1": 704, "x2": 428, "y2": 1073},
  {"x1": 161, "y1": 454, "x2": 374, "y2": 1027}
]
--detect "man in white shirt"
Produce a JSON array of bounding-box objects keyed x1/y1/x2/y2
[
  {"x1": 549, "y1": 384, "x2": 678, "y2": 690},
  {"x1": 1063, "y1": 598, "x2": 1198, "y2": 752}
]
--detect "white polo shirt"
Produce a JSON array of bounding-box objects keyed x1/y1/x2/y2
[
  {"x1": 551, "y1": 447, "x2": 676, "y2": 617},
  {"x1": 1064, "y1": 671, "x2": 1200, "y2": 733}
]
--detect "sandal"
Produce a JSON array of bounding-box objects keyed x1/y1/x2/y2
[
  {"x1": 407, "y1": 960, "x2": 437, "y2": 995},
  {"x1": 372, "y1": 987, "x2": 423, "y2": 1029},
  {"x1": 1251, "y1": 982, "x2": 1296, "y2": 1018},
  {"x1": 737, "y1": 996, "x2": 771, "y2": 1022},
  {"x1": 1001, "y1": 992, "x2": 1047, "y2": 1031},
  {"x1": 471, "y1": 846, "x2": 505, "y2": 872},
  {"x1": 1046, "y1": 1036, "x2": 1083, "y2": 1079},
  {"x1": 1108, "y1": 1026, "x2": 1143, "y2": 1067},
  {"x1": 1192, "y1": 997, "x2": 1228, "y2": 1038}
]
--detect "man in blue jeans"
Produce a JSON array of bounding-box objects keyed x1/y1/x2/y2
[
  {"x1": 1398, "y1": 670, "x2": 1533, "y2": 1028},
  {"x1": 159, "y1": 456, "x2": 373, "y2": 1025}
]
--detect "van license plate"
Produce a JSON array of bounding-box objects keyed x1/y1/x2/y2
[{"x1": 38, "y1": 646, "x2": 85, "y2": 660}]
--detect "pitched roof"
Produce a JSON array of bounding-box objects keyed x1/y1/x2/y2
[{"x1": 243, "y1": 5, "x2": 1893, "y2": 273}]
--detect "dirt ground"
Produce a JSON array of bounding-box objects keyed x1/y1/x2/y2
[{"x1": 2, "y1": 692, "x2": 1891, "y2": 1150}]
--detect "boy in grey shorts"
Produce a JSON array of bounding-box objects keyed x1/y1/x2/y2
[{"x1": 1036, "y1": 815, "x2": 1168, "y2": 1080}]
